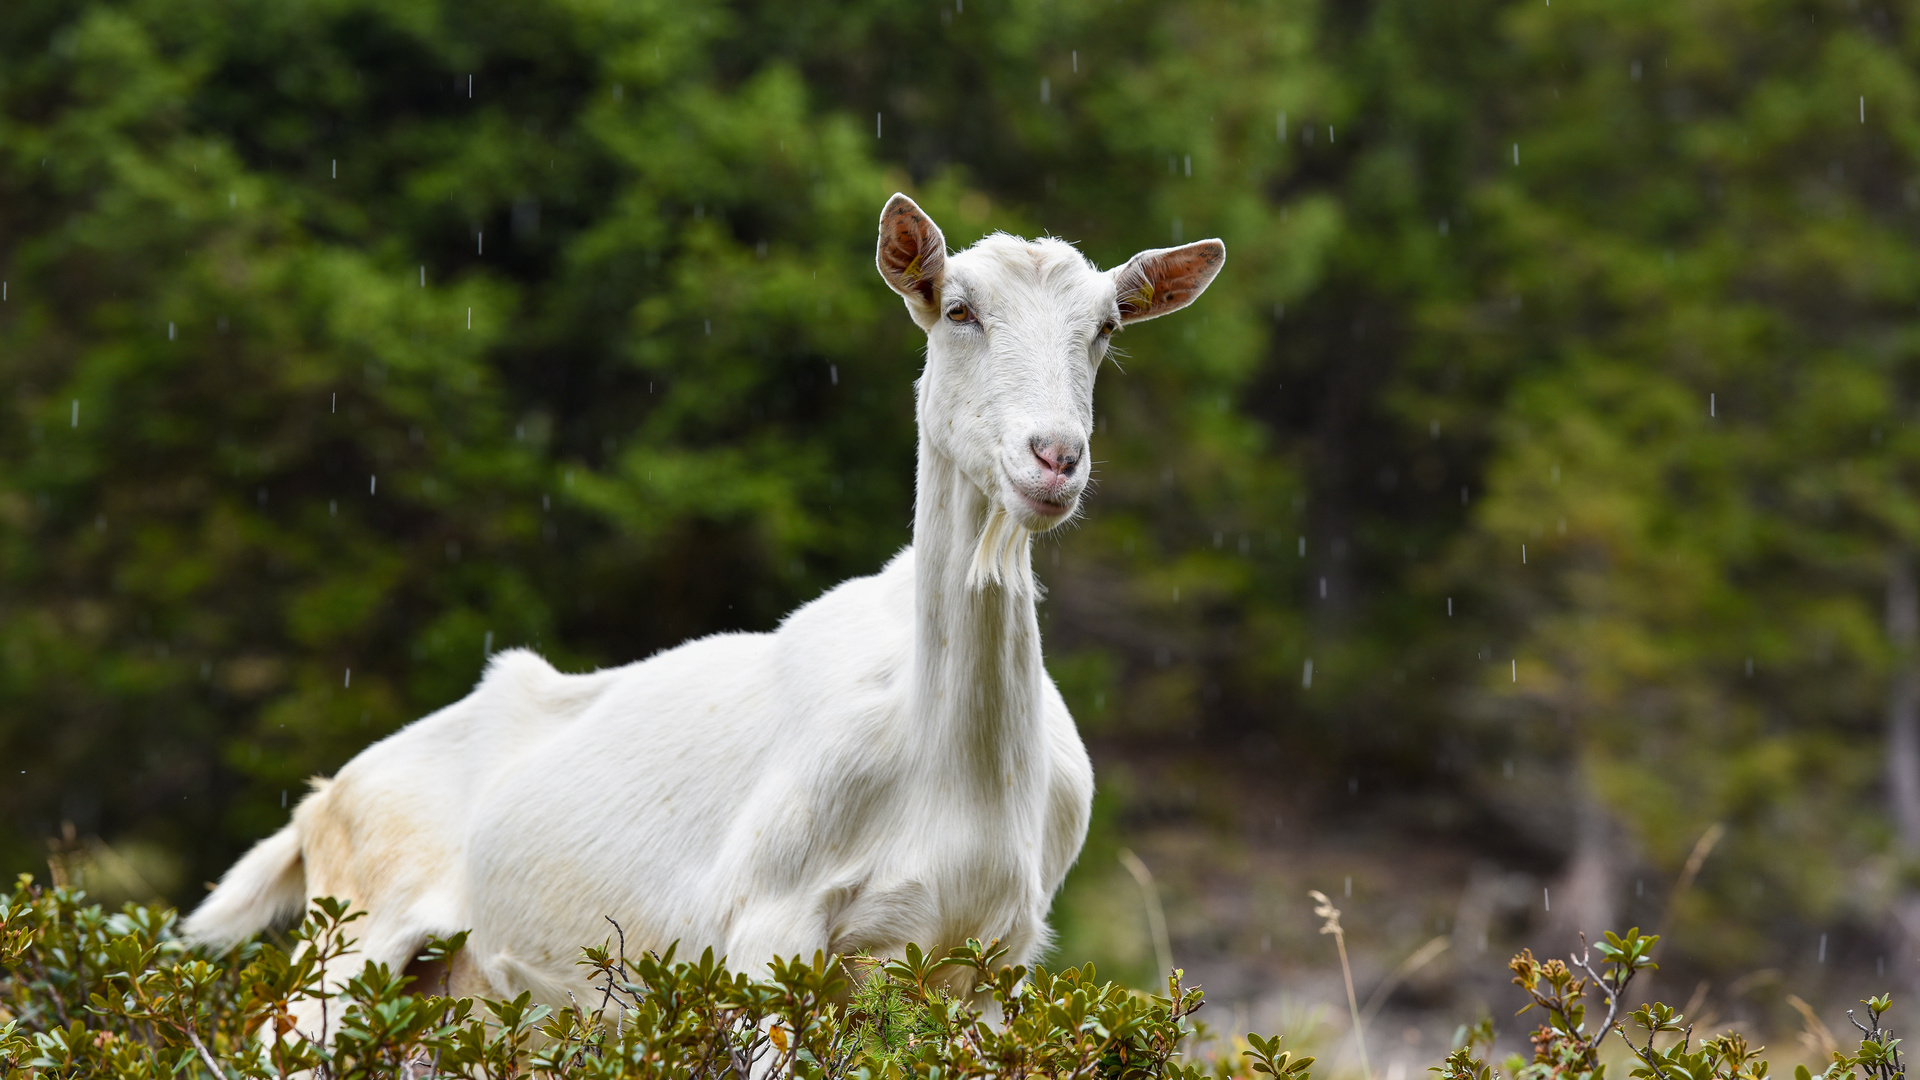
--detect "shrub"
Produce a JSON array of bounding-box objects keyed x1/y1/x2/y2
[
  {"x1": 0, "y1": 876, "x2": 1276, "y2": 1078},
  {"x1": 0, "y1": 875, "x2": 1904, "y2": 1080}
]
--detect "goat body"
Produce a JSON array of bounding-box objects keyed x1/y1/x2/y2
[{"x1": 185, "y1": 194, "x2": 1224, "y2": 1025}]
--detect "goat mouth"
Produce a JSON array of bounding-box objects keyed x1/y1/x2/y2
[{"x1": 1015, "y1": 490, "x2": 1072, "y2": 519}]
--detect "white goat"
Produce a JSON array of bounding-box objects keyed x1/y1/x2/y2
[{"x1": 183, "y1": 193, "x2": 1224, "y2": 1029}]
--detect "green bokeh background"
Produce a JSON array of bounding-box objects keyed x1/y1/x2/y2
[{"x1": 6, "y1": 0, "x2": 1920, "y2": 1022}]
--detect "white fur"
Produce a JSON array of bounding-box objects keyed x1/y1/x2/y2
[{"x1": 183, "y1": 196, "x2": 1223, "y2": 1035}]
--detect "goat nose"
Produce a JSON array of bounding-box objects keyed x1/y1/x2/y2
[{"x1": 1031, "y1": 437, "x2": 1081, "y2": 477}]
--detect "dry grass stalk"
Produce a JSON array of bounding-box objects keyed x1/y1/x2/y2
[
  {"x1": 1119, "y1": 848, "x2": 1174, "y2": 980},
  {"x1": 1310, "y1": 889, "x2": 1373, "y2": 1080}
]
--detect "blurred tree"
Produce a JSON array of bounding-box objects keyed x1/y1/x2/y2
[
  {"x1": 5, "y1": 0, "x2": 1920, "y2": 995},
  {"x1": 1434, "y1": 0, "x2": 1920, "y2": 972},
  {"x1": 0, "y1": 0, "x2": 915, "y2": 890}
]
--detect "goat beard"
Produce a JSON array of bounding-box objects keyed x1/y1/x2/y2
[{"x1": 966, "y1": 505, "x2": 1039, "y2": 597}]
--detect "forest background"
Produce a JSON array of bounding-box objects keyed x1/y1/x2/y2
[{"x1": 5, "y1": 0, "x2": 1920, "y2": 1066}]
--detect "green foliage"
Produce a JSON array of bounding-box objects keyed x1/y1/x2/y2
[
  {"x1": 1246, "y1": 1032, "x2": 1316, "y2": 1080},
  {"x1": 1442, "y1": 0, "x2": 1920, "y2": 966},
  {"x1": 845, "y1": 949, "x2": 946, "y2": 1067},
  {"x1": 8, "y1": 0, "x2": 1920, "y2": 993},
  {"x1": 1433, "y1": 1020, "x2": 1497, "y2": 1080},
  {"x1": 0, "y1": 0, "x2": 915, "y2": 889},
  {"x1": 1506, "y1": 929, "x2": 1659, "y2": 1080},
  {"x1": 0, "y1": 879, "x2": 1263, "y2": 1078},
  {"x1": 1771, "y1": 996, "x2": 1903, "y2": 1080},
  {"x1": 1453, "y1": 934, "x2": 1904, "y2": 1080},
  {"x1": 4, "y1": 883, "x2": 1915, "y2": 1080}
]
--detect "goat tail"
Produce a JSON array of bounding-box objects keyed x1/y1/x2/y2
[{"x1": 180, "y1": 819, "x2": 307, "y2": 950}]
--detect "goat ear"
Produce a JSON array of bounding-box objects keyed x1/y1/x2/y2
[
  {"x1": 1111, "y1": 239, "x2": 1226, "y2": 325},
  {"x1": 877, "y1": 193, "x2": 948, "y2": 324}
]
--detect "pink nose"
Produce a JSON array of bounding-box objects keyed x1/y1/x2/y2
[{"x1": 1031, "y1": 437, "x2": 1082, "y2": 482}]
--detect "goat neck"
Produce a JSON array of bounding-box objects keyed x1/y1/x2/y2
[{"x1": 909, "y1": 431, "x2": 1045, "y2": 792}]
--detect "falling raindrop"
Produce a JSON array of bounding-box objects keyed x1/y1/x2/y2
[
  {"x1": 168, "y1": 322, "x2": 175, "y2": 340},
  {"x1": 70, "y1": 399, "x2": 78, "y2": 428},
  {"x1": 1072, "y1": 51, "x2": 1078, "y2": 73},
  {"x1": 876, "y1": 112, "x2": 883, "y2": 139},
  {"x1": 1819, "y1": 934, "x2": 1827, "y2": 963},
  {"x1": 1302, "y1": 658, "x2": 1313, "y2": 688},
  {"x1": 1277, "y1": 111, "x2": 1287, "y2": 141},
  {"x1": 1319, "y1": 577, "x2": 1327, "y2": 598},
  {"x1": 1512, "y1": 143, "x2": 1519, "y2": 166},
  {"x1": 1297, "y1": 536, "x2": 1305, "y2": 557},
  {"x1": 1344, "y1": 875, "x2": 1352, "y2": 896},
  {"x1": 830, "y1": 364, "x2": 839, "y2": 385},
  {"x1": 419, "y1": 266, "x2": 425, "y2": 287},
  {"x1": 344, "y1": 668, "x2": 352, "y2": 688},
  {"x1": 370, "y1": 475, "x2": 377, "y2": 495},
  {"x1": 331, "y1": 159, "x2": 336, "y2": 179},
  {"x1": 1544, "y1": 888, "x2": 1550, "y2": 911},
  {"x1": 1448, "y1": 597, "x2": 1453, "y2": 616},
  {"x1": 1183, "y1": 154, "x2": 1191, "y2": 177},
  {"x1": 1040, "y1": 78, "x2": 1050, "y2": 104},
  {"x1": 1512, "y1": 659, "x2": 1517, "y2": 682},
  {"x1": 484, "y1": 631, "x2": 494, "y2": 656}
]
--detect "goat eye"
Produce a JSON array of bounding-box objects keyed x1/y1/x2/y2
[
  {"x1": 946, "y1": 304, "x2": 970, "y2": 323},
  {"x1": 1099, "y1": 320, "x2": 1117, "y2": 336}
]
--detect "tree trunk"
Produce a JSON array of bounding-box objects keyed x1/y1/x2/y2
[
  {"x1": 1888, "y1": 548, "x2": 1920, "y2": 849},
  {"x1": 1881, "y1": 548, "x2": 1920, "y2": 993},
  {"x1": 1543, "y1": 784, "x2": 1617, "y2": 954}
]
